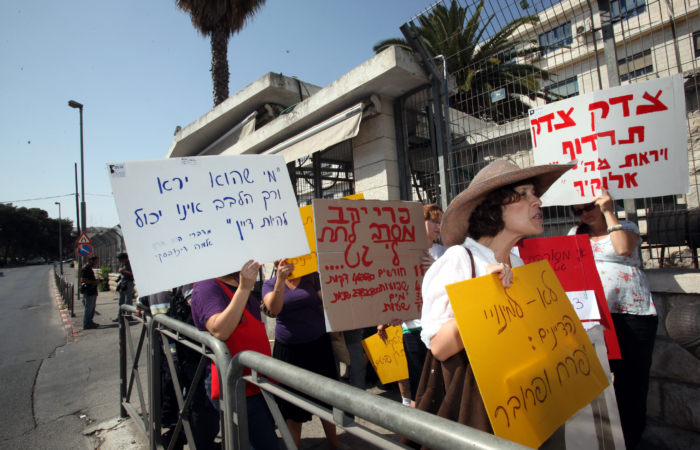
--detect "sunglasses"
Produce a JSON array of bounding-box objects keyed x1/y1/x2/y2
[{"x1": 571, "y1": 203, "x2": 597, "y2": 217}]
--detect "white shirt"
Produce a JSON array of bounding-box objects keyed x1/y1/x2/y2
[
  {"x1": 420, "y1": 238, "x2": 524, "y2": 348},
  {"x1": 403, "y1": 243, "x2": 448, "y2": 331}
]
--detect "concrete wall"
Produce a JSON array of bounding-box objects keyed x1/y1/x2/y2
[
  {"x1": 642, "y1": 270, "x2": 700, "y2": 449},
  {"x1": 352, "y1": 96, "x2": 401, "y2": 200}
]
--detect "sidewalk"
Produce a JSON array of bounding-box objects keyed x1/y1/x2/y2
[
  {"x1": 39, "y1": 264, "x2": 148, "y2": 449},
  {"x1": 42, "y1": 265, "x2": 405, "y2": 449}
]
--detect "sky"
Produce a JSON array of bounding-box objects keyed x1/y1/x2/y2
[{"x1": 0, "y1": 0, "x2": 549, "y2": 229}]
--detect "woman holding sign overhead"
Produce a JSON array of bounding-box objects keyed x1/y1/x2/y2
[
  {"x1": 262, "y1": 261, "x2": 348, "y2": 450},
  {"x1": 190, "y1": 260, "x2": 280, "y2": 450},
  {"x1": 406, "y1": 160, "x2": 574, "y2": 445},
  {"x1": 569, "y1": 188, "x2": 657, "y2": 449}
]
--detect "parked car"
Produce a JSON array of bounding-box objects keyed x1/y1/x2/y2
[{"x1": 27, "y1": 257, "x2": 46, "y2": 265}]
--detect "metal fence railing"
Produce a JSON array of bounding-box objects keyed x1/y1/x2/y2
[
  {"x1": 394, "y1": 0, "x2": 700, "y2": 269},
  {"x1": 53, "y1": 265, "x2": 75, "y2": 317},
  {"x1": 230, "y1": 351, "x2": 529, "y2": 450},
  {"x1": 118, "y1": 304, "x2": 528, "y2": 450}
]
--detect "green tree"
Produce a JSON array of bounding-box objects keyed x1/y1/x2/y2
[
  {"x1": 175, "y1": 0, "x2": 267, "y2": 106},
  {"x1": 0, "y1": 204, "x2": 74, "y2": 261},
  {"x1": 374, "y1": 0, "x2": 561, "y2": 124}
]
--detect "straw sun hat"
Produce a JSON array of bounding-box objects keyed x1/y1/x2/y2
[{"x1": 441, "y1": 159, "x2": 576, "y2": 247}]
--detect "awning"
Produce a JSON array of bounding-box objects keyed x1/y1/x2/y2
[
  {"x1": 263, "y1": 103, "x2": 364, "y2": 163},
  {"x1": 199, "y1": 111, "x2": 258, "y2": 156}
]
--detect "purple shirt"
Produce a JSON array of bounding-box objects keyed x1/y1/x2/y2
[
  {"x1": 261, "y1": 273, "x2": 324, "y2": 344},
  {"x1": 190, "y1": 279, "x2": 261, "y2": 332}
]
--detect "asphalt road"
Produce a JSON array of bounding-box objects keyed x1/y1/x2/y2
[{"x1": 0, "y1": 265, "x2": 68, "y2": 445}]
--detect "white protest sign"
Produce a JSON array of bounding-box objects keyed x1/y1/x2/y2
[
  {"x1": 566, "y1": 290, "x2": 601, "y2": 321},
  {"x1": 106, "y1": 155, "x2": 310, "y2": 297},
  {"x1": 530, "y1": 74, "x2": 688, "y2": 206}
]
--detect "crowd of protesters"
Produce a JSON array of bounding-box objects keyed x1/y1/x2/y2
[{"x1": 103, "y1": 159, "x2": 654, "y2": 450}]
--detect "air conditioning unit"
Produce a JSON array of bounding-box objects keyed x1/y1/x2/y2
[{"x1": 576, "y1": 20, "x2": 593, "y2": 36}]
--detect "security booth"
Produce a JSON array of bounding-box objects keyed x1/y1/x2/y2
[{"x1": 165, "y1": 47, "x2": 429, "y2": 208}]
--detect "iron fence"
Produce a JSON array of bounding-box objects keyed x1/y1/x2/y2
[
  {"x1": 118, "y1": 303, "x2": 527, "y2": 450},
  {"x1": 87, "y1": 226, "x2": 125, "y2": 273},
  {"x1": 397, "y1": 0, "x2": 700, "y2": 268},
  {"x1": 53, "y1": 265, "x2": 75, "y2": 316}
]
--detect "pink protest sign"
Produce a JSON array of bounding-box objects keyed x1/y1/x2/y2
[{"x1": 530, "y1": 74, "x2": 688, "y2": 206}]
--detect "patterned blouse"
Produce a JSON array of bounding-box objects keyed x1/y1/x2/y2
[{"x1": 568, "y1": 221, "x2": 656, "y2": 316}]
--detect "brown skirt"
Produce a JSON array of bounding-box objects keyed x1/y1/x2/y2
[{"x1": 401, "y1": 349, "x2": 492, "y2": 450}]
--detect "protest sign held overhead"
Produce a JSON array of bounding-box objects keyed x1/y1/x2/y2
[
  {"x1": 107, "y1": 155, "x2": 309, "y2": 297},
  {"x1": 314, "y1": 199, "x2": 429, "y2": 331},
  {"x1": 530, "y1": 74, "x2": 688, "y2": 206},
  {"x1": 288, "y1": 193, "x2": 364, "y2": 280},
  {"x1": 517, "y1": 235, "x2": 620, "y2": 359},
  {"x1": 361, "y1": 326, "x2": 409, "y2": 385},
  {"x1": 445, "y1": 260, "x2": 609, "y2": 449}
]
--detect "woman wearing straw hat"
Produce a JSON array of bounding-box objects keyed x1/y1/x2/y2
[{"x1": 407, "y1": 159, "x2": 575, "y2": 444}]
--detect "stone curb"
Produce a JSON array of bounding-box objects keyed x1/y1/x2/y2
[{"x1": 51, "y1": 274, "x2": 80, "y2": 344}]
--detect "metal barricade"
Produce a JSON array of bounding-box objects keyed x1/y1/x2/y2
[
  {"x1": 119, "y1": 305, "x2": 152, "y2": 440},
  {"x1": 119, "y1": 303, "x2": 526, "y2": 450},
  {"x1": 229, "y1": 350, "x2": 528, "y2": 450},
  {"x1": 53, "y1": 266, "x2": 75, "y2": 316},
  {"x1": 148, "y1": 312, "x2": 232, "y2": 450},
  {"x1": 118, "y1": 304, "x2": 233, "y2": 450}
]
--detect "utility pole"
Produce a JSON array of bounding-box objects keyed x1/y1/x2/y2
[{"x1": 55, "y1": 202, "x2": 63, "y2": 275}]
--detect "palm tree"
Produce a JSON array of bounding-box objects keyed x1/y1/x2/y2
[
  {"x1": 175, "y1": 0, "x2": 267, "y2": 106},
  {"x1": 374, "y1": 0, "x2": 561, "y2": 124}
]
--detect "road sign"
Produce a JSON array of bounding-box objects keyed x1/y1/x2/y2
[
  {"x1": 76, "y1": 233, "x2": 92, "y2": 245},
  {"x1": 77, "y1": 244, "x2": 93, "y2": 257}
]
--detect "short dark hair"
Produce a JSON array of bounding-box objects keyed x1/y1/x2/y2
[
  {"x1": 467, "y1": 178, "x2": 538, "y2": 240},
  {"x1": 117, "y1": 252, "x2": 128, "y2": 260},
  {"x1": 88, "y1": 256, "x2": 99, "y2": 262},
  {"x1": 423, "y1": 204, "x2": 443, "y2": 221}
]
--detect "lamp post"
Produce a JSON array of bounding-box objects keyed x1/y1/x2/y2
[
  {"x1": 55, "y1": 202, "x2": 63, "y2": 275},
  {"x1": 69, "y1": 100, "x2": 86, "y2": 288},
  {"x1": 68, "y1": 100, "x2": 86, "y2": 236}
]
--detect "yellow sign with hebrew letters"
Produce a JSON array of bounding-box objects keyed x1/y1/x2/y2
[
  {"x1": 445, "y1": 260, "x2": 609, "y2": 449},
  {"x1": 288, "y1": 193, "x2": 363, "y2": 279},
  {"x1": 361, "y1": 326, "x2": 409, "y2": 385}
]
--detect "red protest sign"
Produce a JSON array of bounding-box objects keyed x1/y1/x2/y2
[{"x1": 517, "y1": 234, "x2": 621, "y2": 359}]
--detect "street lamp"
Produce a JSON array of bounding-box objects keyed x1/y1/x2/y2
[
  {"x1": 55, "y1": 202, "x2": 63, "y2": 275},
  {"x1": 69, "y1": 100, "x2": 86, "y2": 289},
  {"x1": 68, "y1": 100, "x2": 86, "y2": 235}
]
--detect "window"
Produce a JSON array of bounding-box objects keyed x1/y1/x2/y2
[
  {"x1": 618, "y1": 49, "x2": 653, "y2": 82},
  {"x1": 694, "y1": 31, "x2": 700, "y2": 58},
  {"x1": 539, "y1": 22, "x2": 572, "y2": 56},
  {"x1": 545, "y1": 76, "x2": 580, "y2": 100},
  {"x1": 611, "y1": 0, "x2": 646, "y2": 21}
]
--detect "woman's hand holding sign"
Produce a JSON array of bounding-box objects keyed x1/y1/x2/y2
[
  {"x1": 487, "y1": 262, "x2": 513, "y2": 288},
  {"x1": 263, "y1": 259, "x2": 295, "y2": 316}
]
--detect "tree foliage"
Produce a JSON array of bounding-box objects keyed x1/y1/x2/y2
[
  {"x1": 0, "y1": 204, "x2": 74, "y2": 261},
  {"x1": 175, "y1": 0, "x2": 267, "y2": 106},
  {"x1": 374, "y1": 0, "x2": 563, "y2": 124}
]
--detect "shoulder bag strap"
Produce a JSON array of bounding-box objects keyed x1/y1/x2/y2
[{"x1": 464, "y1": 247, "x2": 476, "y2": 278}]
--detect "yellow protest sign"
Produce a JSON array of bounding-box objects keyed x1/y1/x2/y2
[
  {"x1": 445, "y1": 260, "x2": 609, "y2": 449},
  {"x1": 288, "y1": 193, "x2": 363, "y2": 279},
  {"x1": 361, "y1": 326, "x2": 408, "y2": 385}
]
